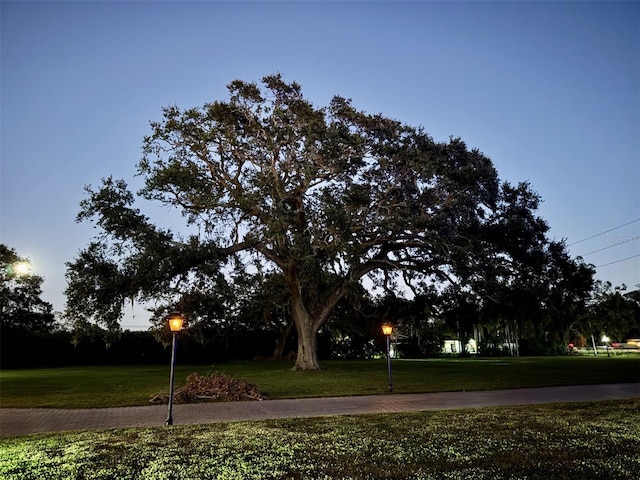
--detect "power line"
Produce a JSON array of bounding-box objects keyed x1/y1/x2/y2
[
  {"x1": 568, "y1": 218, "x2": 640, "y2": 247},
  {"x1": 581, "y1": 235, "x2": 640, "y2": 257},
  {"x1": 596, "y1": 254, "x2": 640, "y2": 268}
]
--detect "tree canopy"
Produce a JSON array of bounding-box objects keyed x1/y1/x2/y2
[
  {"x1": 66, "y1": 74, "x2": 587, "y2": 369},
  {"x1": 1, "y1": 244, "x2": 55, "y2": 334}
]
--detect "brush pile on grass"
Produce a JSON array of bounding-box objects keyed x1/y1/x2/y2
[{"x1": 150, "y1": 372, "x2": 266, "y2": 404}]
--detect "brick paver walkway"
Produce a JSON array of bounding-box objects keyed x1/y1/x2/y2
[{"x1": 1, "y1": 383, "x2": 638, "y2": 437}]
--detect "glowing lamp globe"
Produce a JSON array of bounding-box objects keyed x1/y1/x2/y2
[
  {"x1": 13, "y1": 261, "x2": 31, "y2": 276},
  {"x1": 168, "y1": 312, "x2": 185, "y2": 333}
]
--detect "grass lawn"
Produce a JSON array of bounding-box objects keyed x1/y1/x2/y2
[
  {"x1": 1, "y1": 356, "x2": 639, "y2": 408},
  {"x1": 1, "y1": 358, "x2": 638, "y2": 478},
  {"x1": 1, "y1": 399, "x2": 638, "y2": 479}
]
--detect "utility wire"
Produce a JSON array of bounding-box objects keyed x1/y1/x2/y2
[
  {"x1": 568, "y1": 218, "x2": 640, "y2": 247},
  {"x1": 580, "y1": 235, "x2": 640, "y2": 257},
  {"x1": 596, "y1": 254, "x2": 640, "y2": 268}
]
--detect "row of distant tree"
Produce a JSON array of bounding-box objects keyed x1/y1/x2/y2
[{"x1": 2, "y1": 243, "x2": 638, "y2": 368}]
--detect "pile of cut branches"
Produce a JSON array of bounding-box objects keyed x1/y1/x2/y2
[{"x1": 150, "y1": 372, "x2": 266, "y2": 404}]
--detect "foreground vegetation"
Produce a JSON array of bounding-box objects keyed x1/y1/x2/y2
[
  {"x1": 1, "y1": 356, "x2": 638, "y2": 409},
  {"x1": 1, "y1": 400, "x2": 638, "y2": 479},
  {"x1": 1, "y1": 358, "x2": 638, "y2": 478}
]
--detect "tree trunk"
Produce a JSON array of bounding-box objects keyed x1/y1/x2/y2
[
  {"x1": 293, "y1": 317, "x2": 320, "y2": 370},
  {"x1": 282, "y1": 265, "x2": 350, "y2": 370},
  {"x1": 289, "y1": 288, "x2": 321, "y2": 370}
]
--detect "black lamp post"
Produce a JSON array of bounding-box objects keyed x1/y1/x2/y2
[
  {"x1": 382, "y1": 323, "x2": 393, "y2": 392},
  {"x1": 166, "y1": 312, "x2": 185, "y2": 426}
]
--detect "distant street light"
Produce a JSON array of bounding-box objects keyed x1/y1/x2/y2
[
  {"x1": 6, "y1": 260, "x2": 31, "y2": 277},
  {"x1": 602, "y1": 334, "x2": 611, "y2": 357},
  {"x1": 166, "y1": 311, "x2": 185, "y2": 426},
  {"x1": 13, "y1": 261, "x2": 31, "y2": 276},
  {"x1": 382, "y1": 323, "x2": 393, "y2": 392}
]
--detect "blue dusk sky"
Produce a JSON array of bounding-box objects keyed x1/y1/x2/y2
[{"x1": 1, "y1": 0, "x2": 639, "y2": 330}]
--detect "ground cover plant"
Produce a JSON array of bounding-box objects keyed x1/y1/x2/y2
[
  {"x1": 1, "y1": 400, "x2": 638, "y2": 479},
  {"x1": 1, "y1": 357, "x2": 638, "y2": 408}
]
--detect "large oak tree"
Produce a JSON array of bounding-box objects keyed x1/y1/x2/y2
[{"x1": 67, "y1": 74, "x2": 536, "y2": 369}]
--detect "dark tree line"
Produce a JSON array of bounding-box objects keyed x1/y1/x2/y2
[{"x1": 1, "y1": 242, "x2": 638, "y2": 368}]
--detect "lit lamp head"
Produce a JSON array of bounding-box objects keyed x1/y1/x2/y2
[
  {"x1": 167, "y1": 312, "x2": 185, "y2": 333},
  {"x1": 382, "y1": 323, "x2": 393, "y2": 336},
  {"x1": 13, "y1": 261, "x2": 31, "y2": 276}
]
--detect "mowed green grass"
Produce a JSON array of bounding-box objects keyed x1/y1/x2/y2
[
  {"x1": 1, "y1": 356, "x2": 638, "y2": 408},
  {"x1": 1, "y1": 358, "x2": 639, "y2": 479},
  {"x1": 1, "y1": 400, "x2": 638, "y2": 479}
]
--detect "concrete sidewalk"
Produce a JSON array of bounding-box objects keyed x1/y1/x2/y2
[{"x1": 1, "y1": 383, "x2": 638, "y2": 437}]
